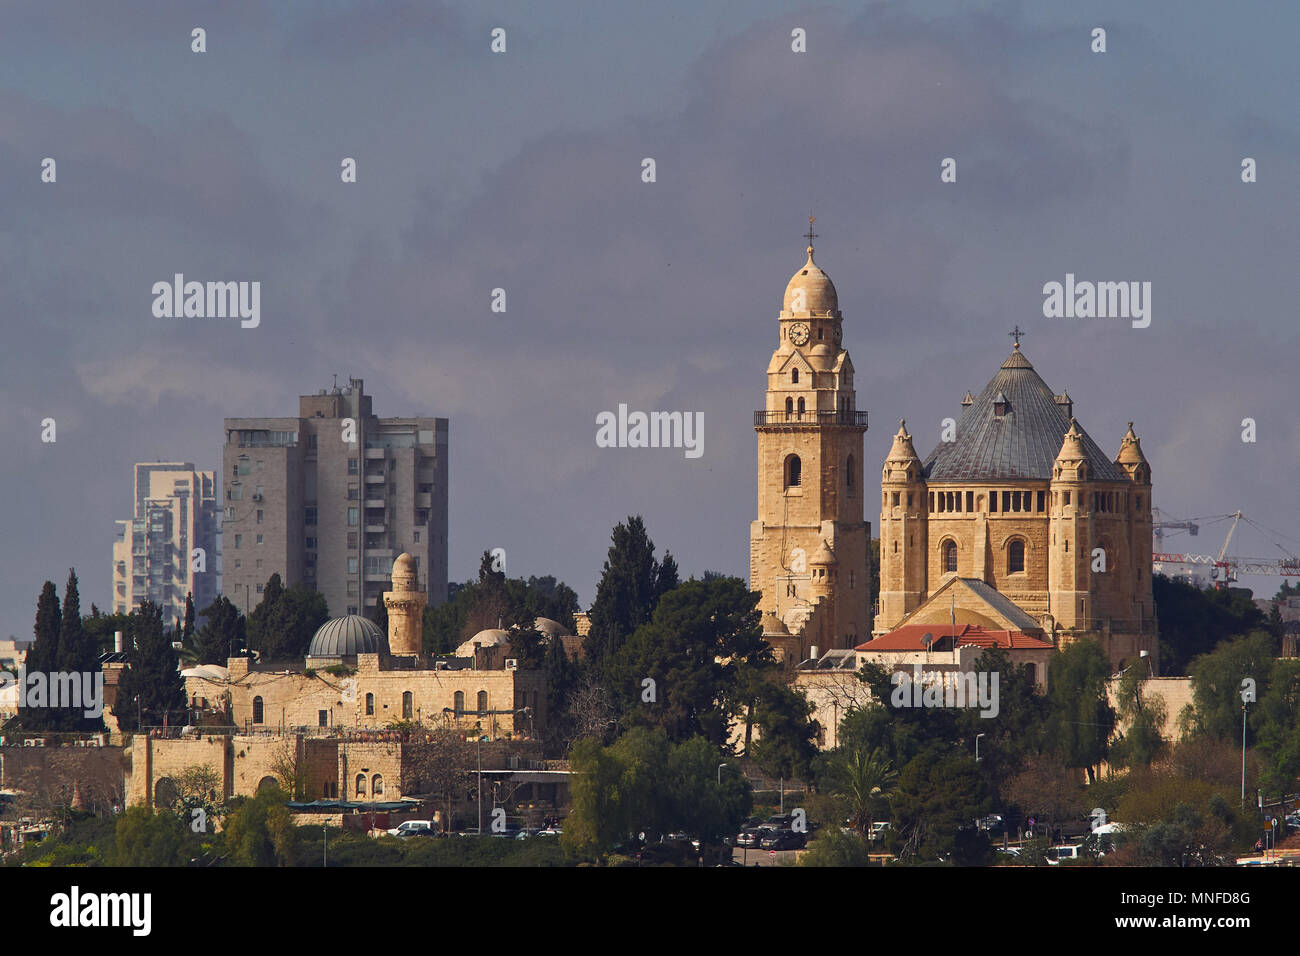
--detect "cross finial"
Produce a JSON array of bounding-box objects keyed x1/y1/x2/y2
[
  {"x1": 805, "y1": 215, "x2": 817, "y2": 254},
  {"x1": 1009, "y1": 325, "x2": 1026, "y2": 349}
]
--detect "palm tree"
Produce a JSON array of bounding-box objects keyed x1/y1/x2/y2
[{"x1": 829, "y1": 746, "x2": 898, "y2": 836}]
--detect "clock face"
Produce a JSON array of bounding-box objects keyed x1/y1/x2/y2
[{"x1": 789, "y1": 322, "x2": 810, "y2": 346}]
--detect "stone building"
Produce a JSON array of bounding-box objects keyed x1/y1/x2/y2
[
  {"x1": 750, "y1": 228, "x2": 871, "y2": 661},
  {"x1": 876, "y1": 340, "x2": 1157, "y2": 671}
]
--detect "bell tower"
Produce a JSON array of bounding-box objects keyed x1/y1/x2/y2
[{"x1": 750, "y1": 222, "x2": 870, "y2": 653}]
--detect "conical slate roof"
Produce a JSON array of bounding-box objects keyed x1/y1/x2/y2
[{"x1": 923, "y1": 346, "x2": 1126, "y2": 482}]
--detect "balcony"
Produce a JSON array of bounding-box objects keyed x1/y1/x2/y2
[
  {"x1": 753, "y1": 410, "x2": 868, "y2": 428},
  {"x1": 365, "y1": 498, "x2": 385, "y2": 509}
]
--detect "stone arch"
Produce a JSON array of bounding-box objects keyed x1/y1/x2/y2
[
  {"x1": 154, "y1": 777, "x2": 179, "y2": 808},
  {"x1": 784, "y1": 454, "x2": 802, "y2": 488},
  {"x1": 257, "y1": 775, "x2": 279, "y2": 794},
  {"x1": 940, "y1": 537, "x2": 959, "y2": 574}
]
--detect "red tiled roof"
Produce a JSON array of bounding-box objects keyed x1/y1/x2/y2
[{"x1": 856, "y1": 624, "x2": 1053, "y2": 652}]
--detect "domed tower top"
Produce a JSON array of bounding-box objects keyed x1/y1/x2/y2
[
  {"x1": 392, "y1": 552, "x2": 419, "y2": 591},
  {"x1": 1053, "y1": 419, "x2": 1091, "y2": 481},
  {"x1": 782, "y1": 218, "x2": 840, "y2": 316}
]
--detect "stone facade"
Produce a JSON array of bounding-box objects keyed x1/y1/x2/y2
[
  {"x1": 750, "y1": 235, "x2": 871, "y2": 660},
  {"x1": 877, "y1": 345, "x2": 1157, "y2": 671}
]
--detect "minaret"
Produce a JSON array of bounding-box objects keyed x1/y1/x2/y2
[
  {"x1": 877, "y1": 420, "x2": 928, "y2": 631},
  {"x1": 750, "y1": 221, "x2": 870, "y2": 651},
  {"x1": 384, "y1": 553, "x2": 426, "y2": 656}
]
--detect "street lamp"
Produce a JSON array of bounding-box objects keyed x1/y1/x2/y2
[
  {"x1": 975, "y1": 733, "x2": 985, "y2": 763},
  {"x1": 718, "y1": 763, "x2": 727, "y2": 785}
]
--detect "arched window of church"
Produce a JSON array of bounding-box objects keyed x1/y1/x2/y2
[
  {"x1": 477, "y1": 690, "x2": 489, "y2": 713},
  {"x1": 402, "y1": 691, "x2": 413, "y2": 719},
  {"x1": 1008, "y1": 540, "x2": 1025, "y2": 574},
  {"x1": 356, "y1": 774, "x2": 366, "y2": 797},
  {"x1": 791, "y1": 368, "x2": 799, "y2": 384},
  {"x1": 846, "y1": 456, "x2": 855, "y2": 490},
  {"x1": 372, "y1": 774, "x2": 384, "y2": 796},
  {"x1": 454, "y1": 691, "x2": 464, "y2": 715},
  {"x1": 942, "y1": 540, "x2": 957, "y2": 573},
  {"x1": 785, "y1": 397, "x2": 793, "y2": 416},
  {"x1": 252, "y1": 696, "x2": 264, "y2": 724},
  {"x1": 797, "y1": 397, "x2": 806, "y2": 417},
  {"x1": 785, "y1": 455, "x2": 802, "y2": 488}
]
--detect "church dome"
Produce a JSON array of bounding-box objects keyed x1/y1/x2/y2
[
  {"x1": 308, "y1": 615, "x2": 387, "y2": 657},
  {"x1": 783, "y1": 250, "x2": 839, "y2": 315}
]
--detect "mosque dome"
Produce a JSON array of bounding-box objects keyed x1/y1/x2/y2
[
  {"x1": 455, "y1": 628, "x2": 512, "y2": 656},
  {"x1": 307, "y1": 615, "x2": 387, "y2": 657}
]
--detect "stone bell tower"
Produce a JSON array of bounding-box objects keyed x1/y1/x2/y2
[
  {"x1": 384, "y1": 552, "x2": 426, "y2": 656},
  {"x1": 749, "y1": 221, "x2": 871, "y2": 655}
]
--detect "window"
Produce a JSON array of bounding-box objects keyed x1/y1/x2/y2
[
  {"x1": 255, "y1": 583, "x2": 264, "y2": 594},
  {"x1": 252, "y1": 696, "x2": 264, "y2": 723},
  {"x1": 309, "y1": 434, "x2": 318, "y2": 449},
  {"x1": 892, "y1": 492, "x2": 900, "y2": 507},
  {"x1": 477, "y1": 691, "x2": 489, "y2": 713},
  {"x1": 785, "y1": 397, "x2": 793, "y2": 415},
  {"x1": 355, "y1": 774, "x2": 366, "y2": 797},
  {"x1": 372, "y1": 775, "x2": 383, "y2": 796},
  {"x1": 306, "y1": 537, "x2": 317, "y2": 549},
  {"x1": 347, "y1": 532, "x2": 358, "y2": 549},
  {"x1": 234, "y1": 534, "x2": 242, "y2": 549},
  {"x1": 1008, "y1": 540, "x2": 1026, "y2": 574},
  {"x1": 256, "y1": 534, "x2": 263, "y2": 545},
  {"x1": 348, "y1": 507, "x2": 359, "y2": 526},
  {"x1": 305, "y1": 507, "x2": 317, "y2": 525},
  {"x1": 318, "y1": 710, "x2": 329, "y2": 727},
  {"x1": 237, "y1": 457, "x2": 251, "y2": 476},
  {"x1": 365, "y1": 693, "x2": 374, "y2": 716},
  {"x1": 413, "y1": 530, "x2": 421, "y2": 543},
  {"x1": 347, "y1": 458, "x2": 359, "y2": 475},
  {"x1": 402, "y1": 691, "x2": 413, "y2": 719},
  {"x1": 990, "y1": 492, "x2": 998, "y2": 513},
  {"x1": 348, "y1": 557, "x2": 358, "y2": 573},
  {"x1": 256, "y1": 510, "x2": 264, "y2": 524},
  {"x1": 785, "y1": 455, "x2": 802, "y2": 488},
  {"x1": 942, "y1": 540, "x2": 958, "y2": 573},
  {"x1": 846, "y1": 455, "x2": 856, "y2": 490},
  {"x1": 347, "y1": 605, "x2": 357, "y2": 615},
  {"x1": 347, "y1": 486, "x2": 359, "y2": 500},
  {"x1": 1037, "y1": 491, "x2": 1046, "y2": 512},
  {"x1": 797, "y1": 397, "x2": 806, "y2": 416},
  {"x1": 791, "y1": 368, "x2": 799, "y2": 384},
  {"x1": 967, "y1": 491, "x2": 974, "y2": 512},
  {"x1": 454, "y1": 691, "x2": 465, "y2": 715},
  {"x1": 230, "y1": 484, "x2": 243, "y2": 500}
]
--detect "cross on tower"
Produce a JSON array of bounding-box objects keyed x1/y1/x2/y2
[
  {"x1": 805, "y1": 215, "x2": 817, "y2": 252},
  {"x1": 1009, "y1": 325, "x2": 1026, "y2": 348}
]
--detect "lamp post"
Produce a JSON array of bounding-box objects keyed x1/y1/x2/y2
[
  {"x1": 718, "y1": 763, "x2": 727, "y2": 785},
  {"x1": 975, "y1": 733, "x2": 985, "y2": 763}
]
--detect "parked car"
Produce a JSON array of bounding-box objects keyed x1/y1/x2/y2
[
  {"x1": 1046, "y1": 844, "x2": 1082, "y2": 864},
  {"x1": 387, "y1": 820, "x2": 434, "y2": 838},
  {"x1": 760, "y1": 829, "x2": 807, "y2": 851},
  {"x1": 735, "y1": 828, "x2": 762, "y2": 848}
]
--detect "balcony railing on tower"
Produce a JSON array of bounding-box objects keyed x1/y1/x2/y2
[{"x1": 754, "y1": 410, "x2": 868, "y2": 427}]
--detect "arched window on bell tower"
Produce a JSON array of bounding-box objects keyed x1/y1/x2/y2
[
  {"x1": 791, "y1": 368, "x2": 799, "y2": 384},
  {"x1": 785, "y1": 455, "x2": 802, "y2": 488},
  {"x1": 942, "y1": 540, "x2": 958, "y2": 573},
  {"x1": 797, "y1": 397, "x2": 806, "y2": 417},
  {"x1": 785, "y1": 397, "x2": 793, "y2": 417}
]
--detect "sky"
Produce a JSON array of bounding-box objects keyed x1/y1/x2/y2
[{"x1": 2, "y1": 0, "x2": 1299, "y2": 638}]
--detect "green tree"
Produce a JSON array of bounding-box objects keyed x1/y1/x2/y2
[
  {"x1": 749, "y1": 682, "x2": 820, "y2": 784},
  {"x1": 819, "y1": 745, "x2": 898, "y2": 836},
  {"x1": 113, "y1": 806, "x2": 192, "y2": 866},
  {"x1": 1109, "y1": 664, "x2": 1169, "y2": 769},
  {"x1": 891, "y1": 746, "x2": 992, "y2": 864},
  {"x1": 609, "y1": 577, "x2": 772, "y2": 745},
  {"x1": 246, "y1": 574, "x2": 329, "y2": 662},
  {"x1": 1186, "y1": 630, "x2": 1275, "y2": 741},
  {"x1": 663, "y1": 735, "x2": 751, "y2": 845},
  {"x1": 113, "y1": 600, "x2": 187, "y2": 731},
  {"x1": 562, "y1": 736, "x2": 636, "y2": 859},
  {"x1": 20, "y1": 581, "x2": 61, "y2": 730},
  {"x1": 1254, "y1": 658, "x2": 1300, "y2": 794},
  {"x1": 222, "y1": 788, "x2": 296, "y2": 866},
  {"x1": 584, "y1": 516, "x2": 675, "y2": 677},
  {"x1": 1155, "y1": 574, "x2": 1267, "y2": 675},
  {"x1": 798, "y1": 826, "x2": 874, "y2": 867},
  {"x1": 194, "y1": 595, "x2": 247, "y2": 665},
  {"x1": 1045, "y1": 640, "x2": 1114, "y2": 782},
  {"x1": 56, "y1": 570, "x2": 100, "y2": 731}
]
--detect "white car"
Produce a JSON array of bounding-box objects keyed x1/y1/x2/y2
[{"x1": 386, "y1": 820, "x2": 434, "y2": 837}]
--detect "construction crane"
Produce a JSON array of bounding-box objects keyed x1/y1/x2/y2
[
  {"x1": 1153, "y1": 510, "x2": 1300, "y2": 588},
  {"x1": 1152, "y1": 507, "x2": 1198, "y2": 551}
]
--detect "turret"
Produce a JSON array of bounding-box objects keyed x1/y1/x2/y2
[
  {"x1": 1049, "y1": 420, "x2": 1093, "y2": 629},
  {"x1": 383, "y1": 553, "x2": 426, "y2": 656},
  {"x1": 877, "y1": 420, "x2": 928, "y2": 631}
]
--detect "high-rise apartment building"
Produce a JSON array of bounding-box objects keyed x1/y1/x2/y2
[
  {"x1": 112, "y1": 463, "x2": 219, "y2": 621},
  {"x1": 221, "y1": 378, "x2": 448, "y2": 619}
]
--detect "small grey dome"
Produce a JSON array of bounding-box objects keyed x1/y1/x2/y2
[{"x1": 308, "y1": 615, "x2": 387, "y2": 657}]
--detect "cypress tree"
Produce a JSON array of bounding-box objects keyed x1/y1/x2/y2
[
  {"x1": 55, "y1": 569, "x2": 98, "y2": 730},
  {"x1": 584, "y1": 516, "x2": 672, "y2": 678},
  {"x1": 113, "y1": 600, "x2": 187, "y2": 732},
  {"x1": 21, "y1": 581, "x2": 61, "y2": 730}
]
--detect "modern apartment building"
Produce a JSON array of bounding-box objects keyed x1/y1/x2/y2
[
  {"x1": 112, "y1": 463, "x2": 219, "y2": 620},
  {"x1": 221, "y1": 378, "x2": 448, "y2": 619}
]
